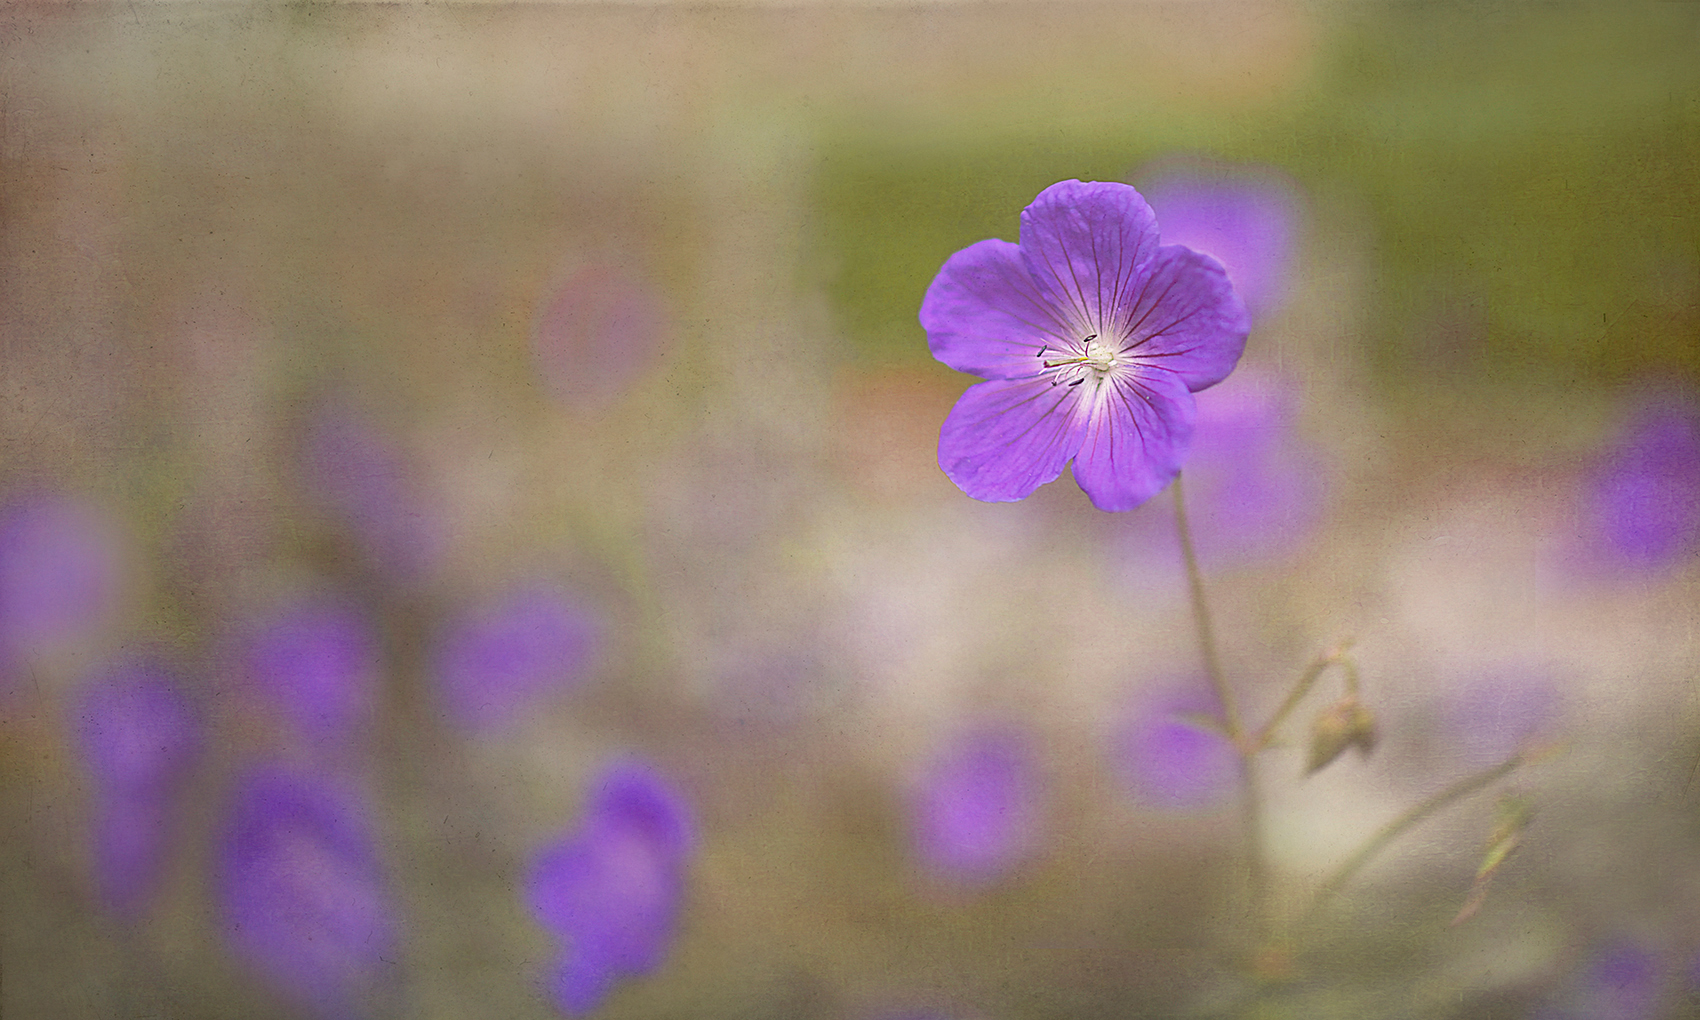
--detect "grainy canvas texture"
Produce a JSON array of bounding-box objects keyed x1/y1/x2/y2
[{"x1": 2, "y1": 4, "x2": 1698, "y2": 1019}]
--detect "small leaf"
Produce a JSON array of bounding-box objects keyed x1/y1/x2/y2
[{"x1": 1452, "y1": 795, "x2": 1534, "y2": 925}]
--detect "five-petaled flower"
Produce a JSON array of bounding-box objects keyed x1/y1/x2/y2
[{"x1": 922, "y1": 180, "x2": 1251, "y2": 511}]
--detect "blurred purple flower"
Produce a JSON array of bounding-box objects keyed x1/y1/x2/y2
[
  {"x1": 76, "y1": 658, "x2": 202, "y2": 918},
  {"x1": 1112, "y1": 372, "x2": 1325, "y2": 585},
  {"x1": 1178, "y1": 370, "x2": 1325, "y2": 563},
  {"x1": 908, "y1": 726, "x2": 1043, "y2": 886},
  {"x1": 303, "y1": 402, "x2": 443, "y2": 581},
  {"x1": 1585, "y1": 392, "x2": 1700, "y2": 570},
  {"x1": 526, "y1": 760, "x2": 693, "y2": 1016},
  {"x1": 242, "y1": 593, "x2": 377, "y2": 748},
  {"x1": 0, "y1": 493, "x2": 124, "y2": 678},
  {"x1": 1134, "y1": 159, "x2": 1302, "y2": 320},
  {"x1": 1537, "y1": 940, "x2": 1669, "y2": 1020},
  {"x1": 922, "y1": 179, "x2": 1250, "y2": 512},
  {"x1": 218, "y1": 767, "x2": 396, "y2": 1018},
  {"x1": 533, "y1": 264, "x2": 668, "y2": 410},
  {"x1": 432, "y1": 582, "x2": 602, "y2": 733},
  {"x1": 1112, "y1": 682, "x2": 1237, "y2": 811}
]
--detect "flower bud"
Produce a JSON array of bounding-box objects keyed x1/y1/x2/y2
[{"x1": 1305, "y1": 696, "x2": 1378, "y2": 774}]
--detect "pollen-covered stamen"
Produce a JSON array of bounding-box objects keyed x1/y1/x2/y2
[{"x1": 1039, "y1": 333, "x2": 1124, "y2": 387}]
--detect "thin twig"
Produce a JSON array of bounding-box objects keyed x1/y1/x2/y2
[
  {"x1": 1253, "y1": 641, "x2": 1355, "y2": 752},
  {"x1": 1297, "y1": 752, "x2": 1524, "y2": 934},
  {"x1": 1172, "y1": 473, "x2": 1268, "y2": 940},
  {"x1": 1173, "y1": 474, "x2": 1240, "y2": 738}
]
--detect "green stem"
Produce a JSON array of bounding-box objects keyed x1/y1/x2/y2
[
  {"x1": 1173, "y1": 473, "x2": 1241, "y2": 739},
  {"x1": 1254, "y1": 642, "x2": 1355, "y2": 752},
  {"x1": 1297, "y1": 752, "x2": 1524, "y2": 933},
  {"x1": 1172, "y1": 473, "x2": 1268, "y2": 940}
]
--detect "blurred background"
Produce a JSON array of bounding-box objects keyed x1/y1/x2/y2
[{"x1": 2, "y1": 3, "x2": 1699, "y2": 1019}]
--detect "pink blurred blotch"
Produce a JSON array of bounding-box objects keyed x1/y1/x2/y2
[
  {"x1": 532, "y1": 263, "x2": 669, "y2": 411},
  {"x1": 0, "y1": 492, "x2": 127, "y2": 682}
]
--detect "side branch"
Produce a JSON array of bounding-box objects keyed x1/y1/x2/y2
[{"x1": 1297, "y1": 752, "x2": 1525, "y2": 933}]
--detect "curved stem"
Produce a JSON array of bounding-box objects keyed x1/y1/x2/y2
[
  {"x1": 1297, "y1": 752, "x2": 1524, "y2": 934},
  {"x1": 1172, "y1": 474, "x2": 1268, "y2": 940},
  {"x1": 1173, "y1": 474, "x2": 1241, "y2": 738}
]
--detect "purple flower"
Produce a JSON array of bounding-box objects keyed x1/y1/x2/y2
[
  {"x1": 1134, "y1": 159, "x2": 1302, "y2": 320},
  {"x1": 1111, "y1": 682, "x2": 1237, "y2": 811},
  {"x1": 1585, "y1": 392, "x2": 1700, "y2": 570},
  {"x1": 0, "y1": 493, "x2": 125, "y2": 678},
  {"x1": 432, "y1": 582, "x2": 602, "y2": 733},
  {"x1": 75, "y1": 658, "x2": 202, "y2": 918},
  {"x1": 1537, "y1": 940, "x2": 1669, "y2": 1020},
  {"x1": 526, "y1": 761, "x2": 693, "y2": 1016},
  {"x1": 217, "y1": 767, "x2": 396, "y2": 1018},
  {"x1": 302, "y1": 401, "x2": 443, "y2": 581},
  {"x1": 1117, "y1": 370, "x2": 1325, "y2": 574},
  {"x1": 1183, "y1": 371, "x2": 1325, "y2": 561},
  {"x1": 532, "y1": 264, "x2": 668, "y2": 411},
  {"x1": 242, "y1": 593, "x2": 377, "y2": 748},
  {"x1": 908, "y1": 726, "x2": 1043, "y2": 886},
  {"x1": 922, "y1": 180, "x2": 1250, "y2": 512}
]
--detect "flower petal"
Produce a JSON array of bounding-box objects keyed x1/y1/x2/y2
[
  {"x1": 1071, "y1": 369, "x2": 1196, "y2": 512},
  {"x1": 920, "y1": 239, "x2": 1071, "y2": 380},
  {"x1": 1018, "y1": 181, "x2": 1161, "y2": 333},
  {"x1": 1118, "y1": 245, "x2": 1250, "y2": 393},
  {"x1": 1138, "y1": 162, "x2": 1301, "y2": 319},
  {"x1": 937, "y1": 377, "x2": 1089, "y2": 503}
]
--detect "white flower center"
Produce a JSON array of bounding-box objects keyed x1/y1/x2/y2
[
  {"x1": 1037, "y1": 333, "x2": 1124, "y2": 389},
  {"x1": 1082, "y1": 335, "x2": 1119, "y2": 372}
]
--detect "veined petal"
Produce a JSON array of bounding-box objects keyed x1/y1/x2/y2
[
  {"x1": 1019, "y1": 181, "x2": 1161, "y2": 332},
  {"x1": 1072, "y1": 370, "x2": 1196, "y2": 512},
  {"x1": 1117, "y1": 246, "x2": 1250, "y2": 393},
  {"x1": 938, "y1": 377, "x2": 1089, "y2": 503},
  {"x1": 920, "y1": 239, "x2": 1072, "y2": 380}
]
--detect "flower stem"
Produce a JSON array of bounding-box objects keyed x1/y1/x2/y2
[
  {"x1": 1172, "y1": 473, "x2": 1269, "y2": 941},
  {"x1": 1172, "y1": 473, "x2": 1240, "y2": 737},
  {"x1": 1253, "y1": 641, "x2": 1355, "y2": 752},
  {"x1": 1296, "y1": 751, "x2": 1524, "y2": 934}
]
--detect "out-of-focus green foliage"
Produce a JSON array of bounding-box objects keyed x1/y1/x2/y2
[
  {"x1": 812, "y1": 123, "x2": 1250, "y2": 368},
  {"x1": 815, "y1": 5, "x2": 1700, "y2": 388},
  {"x1": 1308, "y1": 4, "x2": 1700, "y2": 387}
]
